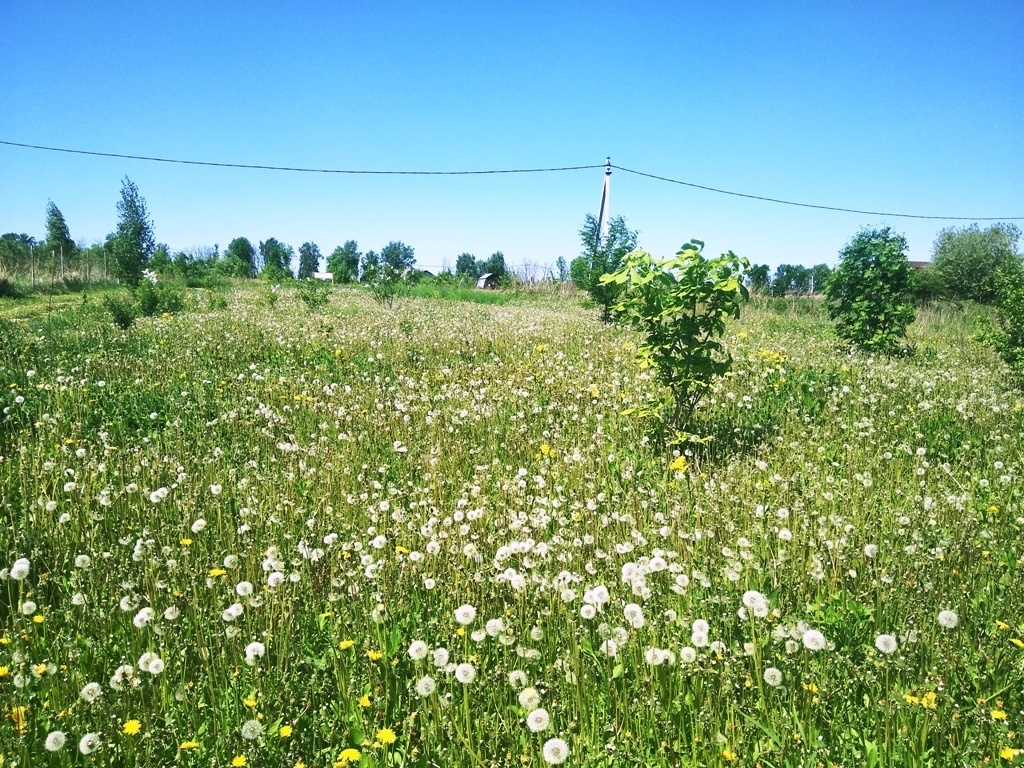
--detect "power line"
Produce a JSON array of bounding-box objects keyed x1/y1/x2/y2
[
  {"x1": 0, "y1": 140, "x2": 602, "y2": 175},
  {"x1": 611, "y1": 164, "x2": 1023, "y2": 221},
  {"x1": 2, "y1": 139, "x2": 1020, "y2": 220}
]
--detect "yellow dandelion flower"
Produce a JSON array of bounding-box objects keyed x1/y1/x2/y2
[
  {"x1": 456, "y1": 626, "x2": 466, "y2": 637},
  {"x1": 539, "y1": 443, "x2": 551, "y2": 456},
  {"x1": 180, "y1": 538, "x2": 192, "y2": 546},
  {"x1": 921, "y1": 692, "x2": 938, "y2": 710},
  {"x1": 243, "y1": 697, "x2": 257, "y2": 708},
  {"x1": 997, "y1": 620, "x2": 1010, "y2": 630},
  {"x1": 1010, "y1": 639, "x2": 1024, "y2": 649},
  {"x1": 232, "y1": 756, "x2": 247, "y2": 767},
  {"x1": 395, "y1": 546, "x2": 409, "y2": 555},
  {"x1": 279, "y1": 724, "x2": 293, "y2": 738},
  {"x1": 1002, "y1": 747, "x2": 1021, "y2": 760},
  {"x1": 179, "y1": 740, "x2": 200, "y2": 749},
  {"x1": 358, "y1": 694, "x2": 371, "y2": 708},
  {"x1": 722, "y1": 747, "x2": 738, "y2": 761},
  {"x1": 208, "y1": 568, "x2": 227, "y2": 577},
  {"x1": 670, "y1": 455, "x2": 688, "y2": 472},
  {"x1": 123, "y1": 719, "x2": 142, "y2": 735},
  {"x1": 32, "y1": 615, "x2": 44, "y2": 624},
  {"x1": 338, "y1": 640, "x2": 355, "y2": 650},
  {"x1": 335, "y1": 747, "x2": 362, "y2": 766},
  {"x1": 904, "y1": 694, "x2": 921, "y2": 706},
  {"x1": 10, "y1": 705, "x2": 27, "y2": 733},
  {"x1": 992, "y1": 709, "x2": 1008, "y2": 721},
  {"x1": 366, "y1": 649, "x2": 382, "y2": 661},
  {"x1": 376, "y1": 727, "x2": 397, "y2": 745},
  {"x1": 0, "y1": 666, "x2": 9, "y2": 678},
  {"x1": 33, "y1": 663, "x2": 47, "y2": 676}
]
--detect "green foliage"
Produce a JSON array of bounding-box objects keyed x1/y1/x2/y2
[
  {"x1": 327, "y1": 241, "x2": 361, "y2": 283},
  {"x1": 574, "y1": 214, "x2": 639, "y2": 321},
  {"x1": 297, "y1": 278, "x2": 332, "y2": 311},
  {"x1": 455, "y1": 252, "x2": 479, "y2": 279},
  {"x1": 224, "y1": 237, "x2": 257, "y2": 278},
  {"x1": 601, "y1": 240, "x2": 749, "y2": 433},
  {"x1": 933, "y1": 223, "x2": 1021, "y2": 303},
  {"x1": 380, "y1": 241, "x2": 415, "y2": 272},
  {"x1": 747, "y1": 263, "x2": 771, "y2": 293},
  {"x1": 112, "y1": 177, "x2": 156, "y2": 287},
  {"x1": 824, "y1": 227, "x2": 916, "y2": 354},
  {"x1": 259, "y1": 238, "x2": 294, "y2": 279},
  {"x1": 297, "y1": 241, "x2": 322, "y2": 280},
  {"x1": 44, "y1": 200, "x2": 76, "y2": 266},
  {"x1": 908, "y1": 264, "x2": 949, "y2": 303},
  {"x1": 103, "y1": 292, "x2": 139, "y2": 329},
  {"x1": 980, "y1": 258, "x2": 1024, "y2": 382},
  {"x1": 364, "y1": 263, "x2": 403, "y2": 308}
]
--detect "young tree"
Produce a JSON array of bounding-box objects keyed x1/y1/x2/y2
[
  {"x1": 112, "y1": 177, "x2": 156, "y2": 286},
  {"x1": 297, "y1": 242, "x2": 322, "y2": 279},
  {"x1": 224, "y1": 237, "x2": 257, "y2": 278},
  {"x1": 600, "y1": 240, "x2": 749, "y2": 433},
  {"x1": 825, "y1": 227, "x2": 915, "y2": 354},
  {"x1": 360, "y1": 250, "x2": 379, "y2": 280},
  {"x1": 982, "y1": 258, "x2": 1024, "y2": 382},
  {"x1": 571, "y1": 214, "x2": 639, "y2": 321},
  {"x1": 45, "y1": 201, "x2": 76, "y2": 276},
  {"x1": 933, "y1": 223, "x2": 1022, "y2": 303},
  {"x1": 809, "y1": 263, "x2": 832, "y2": 294},
  {"x1": 555, "y1": 256, "x2": 569, "y2": 282},
  {"x1": 380, "y1": 241, "x2": 415, "y2": 273},
  {"x1": 327, "y1": 241, "x2": 361, "y2": 283}
]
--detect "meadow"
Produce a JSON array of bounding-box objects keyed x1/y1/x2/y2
[{"x1": 1, "y1": 284, "x2": 1022, "y2": 767}]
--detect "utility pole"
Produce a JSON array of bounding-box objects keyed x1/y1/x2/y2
[
  {"x1": 30, "y1": 244, "x2": 35, "y2": 287},
  {"x1": 596, "y1": 157, "x2": 611, "y2": 245},
  {"x1": 60, "y1": 245, "x2": 65, "y2": 280}
]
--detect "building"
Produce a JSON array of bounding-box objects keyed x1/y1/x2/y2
[{"x1": 476, "y1": 272, "x2": 500, "y2": 289}]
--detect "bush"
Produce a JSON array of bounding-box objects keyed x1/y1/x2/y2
[
  {"x1": 297, "y1": 279, "x2": 332, "y2": 312},
  {"x1": 364, "y1": 264, "x2": 403, "y2": 309},
  {"x1": 600, "y1": 240, "x2": 748, "y2": 436},
  {"x1": 136, "y1": 280, "x2": 159, "y2": 316},
  {"x1": 908, "y1": 265, "x2": 948, "y2": 304},
  {"x1": 0, "y1": 278, "x2": 26, "y2": 299},
  {"x1": 104, "y1": 293, "x2": 139, "y2": 329},
  {"x1": 933, "y1": 223, "x2": 1021, "y2": 303},
  {"x1": 981, "y1": 259, "x2": 1024, "y2": 381},
  {"x1": 824, "y1": 227, "x2": 915, "y2": 354}
]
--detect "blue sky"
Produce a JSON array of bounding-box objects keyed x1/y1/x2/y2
[{"x1": 2, "y1": 1, "x2": 1022, "y2": 273}]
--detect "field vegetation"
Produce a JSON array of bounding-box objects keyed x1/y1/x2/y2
[{"x1": 1, "y1": 282, "x2": 1022, "y2": 767}]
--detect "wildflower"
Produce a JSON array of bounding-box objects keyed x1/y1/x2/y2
[
  {"x1": 79, "y1": 732, "x2": 101, "y2": 755},
  {"x1": 904, "y1": 694, "x2": 921, "y2": 706},
  {"x1": 519, "y1": 687, "x2": 541, "y2": 708},
  {"x1": 123, "y1": 719, "x2": 142, "y2": 735},
  {"x1": 992, "y1": 709, "x2": 1008, "y2": 721},
  {"x1": 336, "y1": 748, "x2": 361, "y2": 766},
  {"x1": 1011, "y1": 639, "x2": 1024, "y2": 649},
  {"x1": 408, "y1": 640, "x2": 429, "y2": 660},
  {"x1": 802, "y1": 629, "x2": 826, "y2": 651},
  {"x1": 938, "y1": 610, "x2": 959, "y2": 629},
  {"x1": 279, "y1": 725, "x2": 293, "y2": 738},
  {"x1": 680, "y1": 646, "x2": 698, "y2": 664},
  {"x1": 542, "y1": 737, "x2": 569, "y2": 765},
  {"x1": 485, "y1": 617, "x2": 505, "y2": 636},
  {"x1": 81, "y1": 681, "x2": 104, "y2": 703},
  {"x1": 367, "y1": 649, "x2": 383, "y2": 661},
  {"x1": 415, "y1": 675, "x2": 436, "y2": 697},
  {"x1": 241, "y1": 719, "x2": 264, "y2": 739},
  {"x1": 75, "y1": 554, "x2": 92, "y2": 569},
  {"x1": 455, "y1": 604, "x2": 477, "y2": 625},
  {"x1": 338, "y1": 639, "x2": 355, "y2": 650},
  {"x1": 763, "y1": 667, "x2": 783, "y2": 687},
  {"x1": 433, "y1": 647, "x2": 450, "y2": 667},
  {"x1": 376, "y1": 727, "x2": 397, "y2": 744},
  {"x1": 10, "y1": 558, "x2": 30, "y2": 580},
  {"x1": 21, "y1": 600, "x2": 37, "y2": 615},
  {"x1": 245, "y1": 642, "x2": 266, "y2": 665},
  {"x1": 45, "y1": 730, "x2": 67, "y2": 751},
  {"x1": 875, "y1": 634, "x2": 898, "y2": 654},
  {"x1": 232, "y1": 756, "x2": 247, "y2": 767},
  {"x1": 358, "y1": 694, "x2": 371, "y2": 708},
  {"x1": 244, "y1": 697, "x2": 257, "y2": 707},
  {"x1": 921, "y1": 692, "x2": 938, "y2": 710},
  {"x1": 180, "y1": 740, "x2": 200, "y2": 749},
  {"x1": 670, "y1": 455, "x2": 688, "y2": 472},
  {"x1": 1002, "y1": 747, "x2": 1022, "y2": 760},
  {"x1": 722, "y1": 747, "x2": 738, "y2": 761},
  {"x1": 11, "y1": 705, "x2": 27, "y2": 733},
  {"x1": 527, "y1": 708, "x2": 550, "y2": 732},
  {"x1": 455, "y1": 662, "x2": 476, "y2": 684}
]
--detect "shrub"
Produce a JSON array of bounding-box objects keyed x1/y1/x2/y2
[
  {"x1": 824, "y1": 227, "x2": 915, "y2": 354},
  {"x1": 908, "y1": 265, "x2": 948, "y2": 304},
  {"x1": 104, "y1": 293, "x2": 139, "y2": 329},
  {"x1": 600, "y1": 240, "x2": 748, "y2": 436},
  {"x1": 933, "y1": 223, "x2": 1021, "y2": 303},
  {"x1": 364, "y1": 264, "x2": 403, "y2": 309},
  {"x1": 297, "y1": 278, "x2": 332, "y2": 312},
  {"x1": 981, "y1": 258, "x2": 1024, "y2": 381}
]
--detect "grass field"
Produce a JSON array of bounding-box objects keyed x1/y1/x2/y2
[{"x1": 1, "y1": 285, "x2": 1022, "y2": 767}]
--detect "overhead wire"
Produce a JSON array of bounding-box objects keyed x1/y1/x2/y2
[{"x1": 2, "y1": 139, "x2": 1021, "y2": 220}]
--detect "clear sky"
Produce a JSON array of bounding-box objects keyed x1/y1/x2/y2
[{"x1": 2, "y1": 1, "x2": 1022, "y2": 273}]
